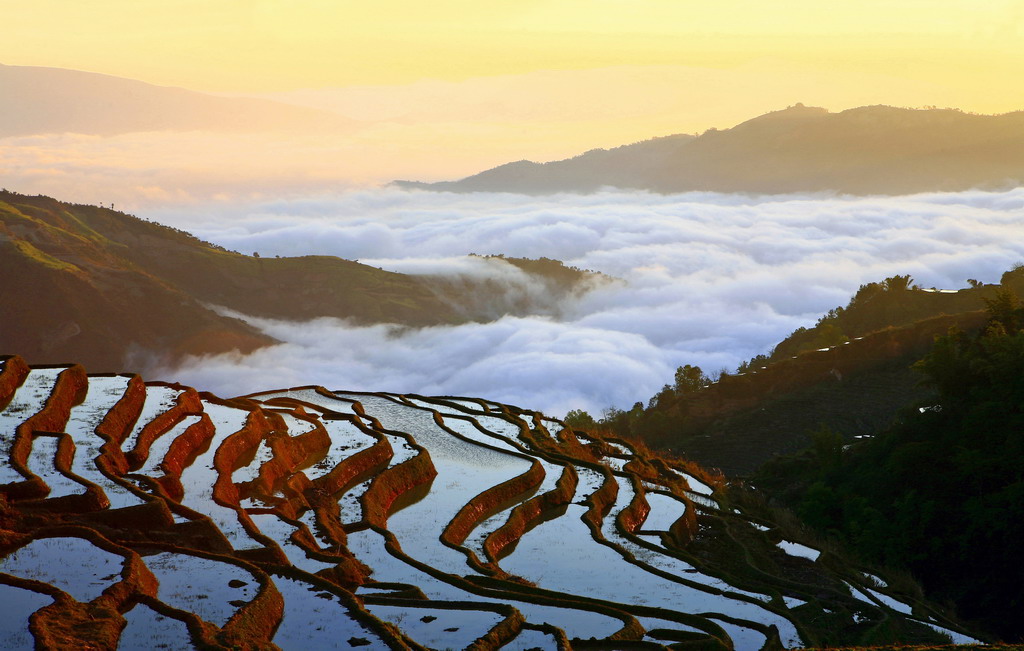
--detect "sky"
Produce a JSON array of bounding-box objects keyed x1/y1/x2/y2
[
  {"x1": 4, "y1": 1, "x2": 1023, "y2": 97},
  {"x1": 2, "y1": 1, "x2": 1023, "y2": 205}
]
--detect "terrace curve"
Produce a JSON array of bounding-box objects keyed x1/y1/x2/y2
[{"x1": 0, "y1": 355, "x2": 983, "y2": 650}]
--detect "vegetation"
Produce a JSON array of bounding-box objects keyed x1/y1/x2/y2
[
  {"x1": 755, "y1": 287, "x2": 1024, "y2": 641},
  {"x1": 561, "y1": 271, "x2": 1024, "y2": 642},
  {"x1": 469, "y1": 253, "x2": 610, "y2": 289},
  {"x1": 563, "y1": 272, "x2": 997, "y2": 475}
]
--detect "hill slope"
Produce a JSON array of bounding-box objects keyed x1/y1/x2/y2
[
  {"x1": 400, "y1": 105, "x2": 1024, "y2": 195},
  {"x1": 754, "y1": 293, "x2": 1024, "y2": 640},
  {"x1": 590, "y1": 281, "x2": 995, "y2": 473},
  {"x1": 589, "y1": 275, "x2": 1024, "y2": 640},
  {"x1": 0, "y1": 192, "x2": 453, "y2": 370},
  {"x1": 0, "y1": 190, "x2": 609, "y2": 372}
]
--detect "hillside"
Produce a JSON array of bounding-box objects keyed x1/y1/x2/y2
[
  {"x1": 396, "y1": 132, "x2": 696, "y2": 194},
  {"x1": 589, "y1": 276, "x2": 1001, "y2": 475},
  {"x1": 0, "y1": 196, "x2": 274, "y2": 371},
  {"x1": 0, "y1": 63, "x2": 355, "y2": 136},
  {"x1": 674, "y1": 269, "x2": 1024, "y2": 474},
  {"x1": 0, "y1": 355, "x2": 986, "y2": 649},
  {"x1": 754, "y1": 292, "x2": 1024, "y2": 640},
  {"x1": 398, "y1": 105, "x2": 1024, "y2": 195},
  {"x1": 0, "y1": 191, "x2": 608, "y2": 372}
]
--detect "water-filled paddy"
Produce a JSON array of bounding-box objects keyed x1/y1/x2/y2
[
  {"x1": 144, "y1": 552, "x2": 257, "y2": 627},
  {"x1": 0, "y1": 537, "x2": 123, "y2": 603}
]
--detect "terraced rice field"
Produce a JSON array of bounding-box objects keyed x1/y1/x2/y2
[{"x1": 0, "y1": 355, "x2": 981, "y2": 649}]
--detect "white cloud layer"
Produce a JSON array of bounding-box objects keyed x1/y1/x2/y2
[{"x1": 151, "y1": 187, "x2": 1024, "y2": 416}]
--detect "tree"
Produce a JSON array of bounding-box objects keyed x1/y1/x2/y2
[
  {"x1": 851, "y1": 281, "x2": 885, "y2": 306},
  {"x1": 673, "y1": 365, "x2": 709, "y2": 394},
  {"x1": 737, "y1": 353, "x2": 771, "y2": 374},
  {"x1": 982, "y1": 285, "x2": 1021, "y2": 332},
  {"x1": 811, "y1": 323, "x2": 848, "y2": 349},
  {"x1": 564, "y1": 409, "x2": 597, "y2": 430},
  {"x1": 809, "y1": 425, "x2": 844, "y2": 472},
  {"x1": 882, "y1": 274, "x2": 914, "y2": 292},
  {"x1": 913, "y1": 327, "x2": 968, "y2": 400}
]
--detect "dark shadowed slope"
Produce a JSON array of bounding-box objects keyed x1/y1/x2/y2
[
  {"x1": 399, "y1": 104, "x2": 1024, "y2": 195},
  {"x1": 0, "y1": 63, "x2": 356, "y2": 136},
  {"x1": 753, "y1": 291, "x2": 1024, "y2": 640}
]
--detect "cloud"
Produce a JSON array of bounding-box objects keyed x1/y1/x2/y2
[
  {"x1": 167, "y1": 311, "x2": 674, "y2": 418},
  {"x1": 151, "y1": 187, "x2": 1024, "y2": 416}
]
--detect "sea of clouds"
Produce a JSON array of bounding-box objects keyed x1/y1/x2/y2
[{"x1": 148, "y1": 187, "x2": 1024, "y2": 417}]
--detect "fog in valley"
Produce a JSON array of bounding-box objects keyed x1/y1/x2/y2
[{"x1": 147, "y1": 187, "x2": 1024, "y2": 416}]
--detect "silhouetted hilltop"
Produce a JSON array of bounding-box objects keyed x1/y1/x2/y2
[
  {"x1": 0, "y1": 63, "x2": 356, "y2": 136},
  {"x1": 398, "y1": 104, "x2": 1024, "y2": 195},
  {"x1": 397, "y1": 132, "x2": 696, "y2": 194}
]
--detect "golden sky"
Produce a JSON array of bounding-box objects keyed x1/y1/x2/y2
[
  {"x1": 2, "y1": 0, "x2": 1023, "y2": 206},
  {"x1": 3, "y1": 0, "x2": 1022, "y2": 99}
]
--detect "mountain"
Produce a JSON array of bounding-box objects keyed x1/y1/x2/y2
[
  {"x1": 0, "y1": 63, "x2": 355, "y2": 136},
  {"x1": 0, "y1": 355, "x2": 987, "y2": 649},
  {"x1": 0, "y1": 190, "x2": 609, "y2": 372},
  {"x1": 397, "y1": 132, "x2": 696, "y2": 194},
  {"x1": 0, "y1": 193, "x2": 272, "y2": 371},
  {"x1": 397, "y1": 104, "x2": 1024, "y2": 195}
]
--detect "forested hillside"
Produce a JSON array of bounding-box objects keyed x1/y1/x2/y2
[
  {"x1": 0, "y1": 191, "x2": 607, "y2": 371},
  {"x1": 755, "y1": 288, "x2": 1024, "y2": 640}
]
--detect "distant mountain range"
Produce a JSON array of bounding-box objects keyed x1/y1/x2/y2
[
  {"x1": 0, "y1": 190, "x2": 607, "y2": 371},
  {"x1": 396, "y1": 104, "x2": 1024, "y2": 195},
  {"x1": 0, "y1": 63, "x2": 355, "y2": 136}
]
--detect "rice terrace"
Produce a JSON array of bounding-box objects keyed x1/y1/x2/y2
[{"x1": 0, "y1": 355, "x2": 987, "y2": 649}]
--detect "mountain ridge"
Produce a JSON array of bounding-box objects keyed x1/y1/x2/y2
[{"x1": 396, "y1": 104, "x2": 1024, "y2": 195}]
